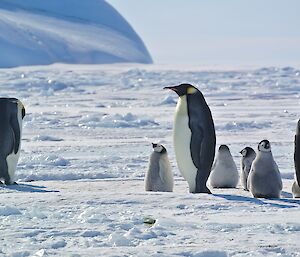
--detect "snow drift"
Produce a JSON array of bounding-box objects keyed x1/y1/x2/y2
[{"x1": 0, "y1": 0, "x2": 153, "y2": 68}]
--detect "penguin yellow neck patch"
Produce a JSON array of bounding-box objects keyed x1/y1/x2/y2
[
  {"x1": 17, "y1": 100, "x2": 24, "y2": 109},
  {"x1": 187, "y1": 87, "x2": 197, "y2": 94}
]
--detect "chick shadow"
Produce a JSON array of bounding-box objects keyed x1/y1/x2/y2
[
  {"x1": 278, "y1": 191, "x2": 300, "y2": 205},
  {"x1": 214, "y1": 192, "x2": 300, "y2": 209},
  {"x1": 0, "y1": 183, "x2": 60, "y2": 193}
]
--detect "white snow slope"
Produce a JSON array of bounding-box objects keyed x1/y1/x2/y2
[
  {"x1": 0, "y1": 0, "x2": 153, "y2": 68},
  {"x1": 0, "y1": 64, "x2": 300, "y2": 256}
]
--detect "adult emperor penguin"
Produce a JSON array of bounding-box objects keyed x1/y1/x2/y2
[
  {"x1": 240, "y1": 146, "x2": 256, "y2": 191},
  {"x1": 145, "y1": 143, "x2": 174, "y2": 192},
  {"x1": 209, "y1": 145, "x2": 239, "y2": 188},
  {"x1": 164, "y1": 83, "x2": 216, "y2": 193},
  {"x1": 0, "y1": 98, "x2": 25, "y2": 185},
  {"x1": 292, "y1": 119, "x2": 300, "y2": 198},
  {"x1": 247, "y1": 140, "x2": 282, "y2": 198}
]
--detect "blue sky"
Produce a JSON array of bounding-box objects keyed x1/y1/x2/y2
[{"x1": 107, "y1": 0, "x2": 300, "y2": 66}]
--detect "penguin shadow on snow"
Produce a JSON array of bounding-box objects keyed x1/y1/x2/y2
[
  {"x1": 281, "y1": 191, "x2": 293, "y2": 198},
  {"x1": 0, "y1": 183, "x2": 60, "y2": 193},
  {"x1": 214, "y1": 193, "x2": 300, "y2": 209}
]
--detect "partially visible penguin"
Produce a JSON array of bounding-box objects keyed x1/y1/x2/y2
[
  {"x1": 145, "y1": 143, "x2": 174, "y2": 192},
  {"x1": 247, "y1": 140, "x2": 282, "y2": 198},
  {"x1": 164, "y1": 83, "x2": 216, "y2": 193},
  {"x1": 240, "y1": 146, "x2": 256, "y2": 191},
  {"x1": 209, "y1": 145, "x2": 239, "y2": 188},
  {"x1": 292, "y1": 119, "x2": 300, "y2": 198},
  {"x1": 0, "y1": 98, "x2": 25, "y2": 185}
]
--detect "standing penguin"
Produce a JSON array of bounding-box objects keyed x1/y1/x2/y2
[
  {"x1": 145, "y1": 143, "x2": 174, "y2": 192},
  {"x1": 209, "y1": 145, "x2": 239, "y2": 188},
  {"x1": 0, "y1": 98, "x2": 25, "y2": 185},
  {"x1": 239, "y1": 146, "x2": 256, "y2": 191},
  {"x1": 164, "y1": 84, "x2": 216, "y2": 193},
  {"x1": 247, "y1": 140, "x2": 282, "y2": 198},
  {"x1": 292, "y1": 119, "x2": 300, "y2": 198}
]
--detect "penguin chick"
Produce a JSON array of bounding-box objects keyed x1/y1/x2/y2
[
  {"x1": 145, "y1": 143, "x2": 174, "y2": 192},
  {"x1": 240, "y1": 146, "x2": 256, "y2": 191},
  {"x1": 209, "y1": 145, "x2": 239, "y2": 188},
  {"x1": 247, "y1": 140, "x2": 282, "y2": 198}
]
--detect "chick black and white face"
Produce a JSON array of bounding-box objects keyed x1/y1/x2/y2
[
  {"x1": 240, "y1": 148, "x2": 247, "y2": 157},
  {"x1": 240, "y1": 147, "x2": 256, "y2": 157},
  {"x1": 152, "y1": 143, "x2": 166, "y2": 153},
  {"x1": 258, "y1": 140, "x2": 271, "y2": 152},
  {"x1": 219, "y1": 144, "x2": 229, "y2": 152}
]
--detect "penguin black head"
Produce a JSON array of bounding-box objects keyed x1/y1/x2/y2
[
  {"x1": 219, "y1": 144, "x2": 229, "y2": 151},
  {"x1": 258, "y1": 140, "x2": 271, "y2": 152},
  {"x1": 240, "y1": 146, "x2": 255, "y2": 157},
  {"x1": 163, "y1": 83, "x2": 198, "y2": 97},
  {"x1": 152, "y1": 143, "x2": 167, "y2": 153},
  {"x1": 5, "y1": 98, "x2": 26, "y2": 119}
]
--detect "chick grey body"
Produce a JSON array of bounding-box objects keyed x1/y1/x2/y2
[
  {"x1": 292, "y1": 119, "x2": 300, "y2": 198},
  {"x1": 145, "y1": 143, "x2": 173, "y2": 192},
  {"x1": 164, "y1": 84, "x2": 216, "y2": 194},
  {"x1": 247, "y1": 140, "x2": 282, "y2": 198},
  {"x1": 209, "y1": 145, "x2": 239, "y2": 188},
  {"x1": 0, "y1": 98, "x2": 25, "y2": 185},
  {"x1": 240, "y1": 146, "x2": 256, "y2": 191}
]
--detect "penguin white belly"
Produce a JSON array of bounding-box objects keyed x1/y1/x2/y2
[
  {"x1": 6, "y1": 151, "x2": 20, "y2": 183},
  {"x1": 6, "y1": 108, "x2": 23, "y2": 183},
  {"x1": 292, "y1": 181, "x2": 300, "y2": 198},
  {"x1": 173, "y1": 97, "x2": 197, "y2": 192}
]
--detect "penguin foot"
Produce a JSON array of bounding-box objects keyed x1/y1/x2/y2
[
  {"x1": 192, "y1": 186, "x2": 212, "y2": 194},
  {"x1": 5, "y1": 181, "x2": 17, "y2": 186},
  {"x1": 202, "y1": 187, "x2": 212, "y2": 194}
]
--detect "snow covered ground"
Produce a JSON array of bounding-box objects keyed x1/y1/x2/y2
[{"x1": 0, "y1": 64, "x2": 300, "y2": 256}]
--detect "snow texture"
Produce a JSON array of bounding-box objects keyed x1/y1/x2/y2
[
  {"x1": 0, "y1": 64, "x2": 299, "y2": 256},
  {"x1": 0, "y1": 0, "x2": 153, "y2": 68}
]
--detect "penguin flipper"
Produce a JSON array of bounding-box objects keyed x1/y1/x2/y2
[
  {"x1": 189, "y1": 124, "x2": 203, "y2": 168},
  {"x1": 241, "y1": 161, "x2": 246, "y2": 175},
  {"x1": 10, "y1": 113, "x2": 20, "y2": 154},
  {"x1": 247, "y1": 167, "x2": 254, "y2": 190}
]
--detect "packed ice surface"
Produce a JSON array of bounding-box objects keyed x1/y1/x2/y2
[
  {"x1": 0, "y1": 64, "x2": 300, "y2": 256},
  {"x1": 0, "y1": 0, "x2": 152, "y2": 68}
]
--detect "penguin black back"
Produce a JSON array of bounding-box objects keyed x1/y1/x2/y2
[
  {"x1": 186, "y1": 85, "x2": 216, "y2": 192},
  {"x1": 0, "y1": 99, "x2": 18, "y2": 155}
]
